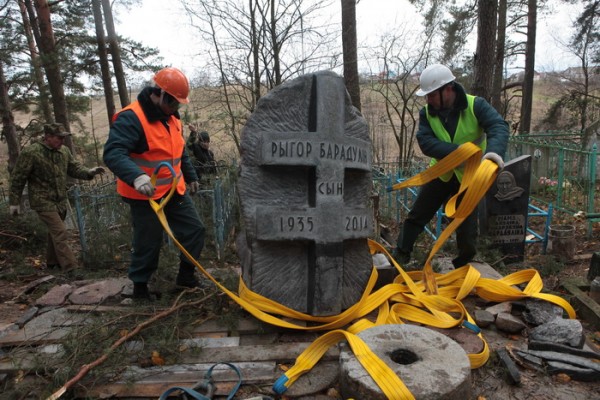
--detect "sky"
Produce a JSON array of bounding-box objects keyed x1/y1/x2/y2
[{"x1": 112, "y1": 0, "x2": 583, "y2": 80}]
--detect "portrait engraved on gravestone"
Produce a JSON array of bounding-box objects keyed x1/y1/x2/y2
[
  {"x1": 481, "y1": 155, "x2": 532, "y2": 263},
  {"x1": 495, "y1": 171, "x2": 524, "y2": 202},
  {"x1": 237, "y1": 71, "x2": 373, "y2": 316}
]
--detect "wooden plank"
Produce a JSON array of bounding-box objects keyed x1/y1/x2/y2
[
  {"x1": 0, "y1": 345, "x2": 62, "y2": 373},
  {"x1": 190, "y1": 317, "x2": 274, "y2": 335},
  {"x1": 0, "y1": 327, "x2": 71, "y2": 347},
  {"x1": 18, "y1": 276, "x2": 55, "y2": 297},
  {"x1": 120, "y1": 361, "x2": 275, "y2": 383},
  {"x1": 78, "y1": 380, "x2": 241, "y2": 398},
  {"x1": 190, "y1": 316, "x2": 309, "y2": 336},
  {"x1": 80, "y1": 361, "x2": 276, "y2": 398},
  {"x1": 179, "y1": 342, "x2": 339, "y2": 364},
  {"x1": 65, "y1": 305, "x2": 140, "y2": 313},
  {"x1": 80, "y1": 360, "x2": 340, "y2": 399}
]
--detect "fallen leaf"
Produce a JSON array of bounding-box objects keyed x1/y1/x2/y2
[
  {"x1": 278, "y1": 364, "x2": 289, "y2": 372},
  {"x1": 151, "y1": 351, "x2": 165, "y2": 366},
  {"x1": 15, "y1": 370, "x2": 25, "y2": 383},
  {"x1": 553, "y1": 373, "x2": 571, "y2": 383}
]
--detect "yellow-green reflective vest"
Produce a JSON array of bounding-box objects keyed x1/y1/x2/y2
[{"x1": 427, "y1": 94, "x2": 485, "y2": 182}]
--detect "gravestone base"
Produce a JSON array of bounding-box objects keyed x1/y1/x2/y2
[{"x1": 372, "y1": 253, "x2": 397, "y2": 290}]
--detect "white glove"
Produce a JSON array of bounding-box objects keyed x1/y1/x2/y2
[
  {"x1": 133, "y1": 174, "x2": 155, "y2": 197},
  {"x1": 482, "y1": 152, "x2": 504, "y2": 169},
  {"x1": 188, "y1": 181, "x2": 200, "y2": 195},
  {"x1": 10, "y1": 205, "x2": 20, "y2": 216},
  {"x1": 89, "y1": 166, "x2": 106, "y2": 176}
]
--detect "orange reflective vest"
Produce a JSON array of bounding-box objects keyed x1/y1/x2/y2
[
  {"x1": 115, "y1": 101, "x2": 186, "y2": 200},
  {"x1": 426, "y1": 94, "x2": 485, "y2": 182}
]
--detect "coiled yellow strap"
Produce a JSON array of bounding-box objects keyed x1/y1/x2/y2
[{"x1": 149, "y1": 146, "x2": 575, "y2": 399}]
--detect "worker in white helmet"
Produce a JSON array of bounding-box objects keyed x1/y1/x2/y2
[{"x1": 393, "y1": 64, "x2": 509, "y2": 269}]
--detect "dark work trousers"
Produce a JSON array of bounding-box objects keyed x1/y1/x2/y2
[
  {"x1": 37, "y1": 208, "x2": 78, "y2": 269},
  {"x1": 396, "y1": 175, "x2": 478, "y2": 268},
  {"x1": 125, "y1": 193, "x2": 205, "y2": 284}
]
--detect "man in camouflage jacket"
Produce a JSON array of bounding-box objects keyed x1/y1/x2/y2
[{"x1": 9, "y1": 123, "x2": 105, "y2": 270}]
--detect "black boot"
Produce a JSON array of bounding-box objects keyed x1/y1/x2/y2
[
  {"x1": 133, "y1": 282, "x2": 149, "y2": 298},
  {"x1": 132, "y1": 282, "x2": 160, "y2": 301},
  {"x1": 391, "y1": 248, "x2": 411, "y2": 266},
  {"x1": 176, "y1": 263, "x2": 203, "y2": 288}
]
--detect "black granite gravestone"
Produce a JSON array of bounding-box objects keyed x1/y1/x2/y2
[
  {"x1": 481, "y1": 155, "x2": 532, "y2": 263},
  {"x1": 237, "y1": 71, "x2": 373, "y2": 316}
]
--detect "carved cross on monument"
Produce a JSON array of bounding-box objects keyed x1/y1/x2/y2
[{"x1": 238, "y1": 71, "x2": 373, "y2": 316}]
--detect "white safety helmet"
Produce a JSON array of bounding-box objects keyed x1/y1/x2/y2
[{"x1": 416, "y1": 64, "x2": 456, "y2": 96}]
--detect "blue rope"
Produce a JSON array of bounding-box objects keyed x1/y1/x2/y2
[{"x1": 159, "y1": 362, "x2": 242, "y2": 400}]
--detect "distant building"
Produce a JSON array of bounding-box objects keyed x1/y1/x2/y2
[{"x1": 507, "y1": 70, "x2": 542, "y2": 82}]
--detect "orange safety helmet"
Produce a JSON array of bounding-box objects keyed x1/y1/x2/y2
[{"x1": 153, "y1": 67, "x2": 190, "y2": 104}]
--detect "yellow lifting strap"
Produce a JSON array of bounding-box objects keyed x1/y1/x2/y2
[{"x1": 148, "y1": 144, "x2": 576, "y2": 399}]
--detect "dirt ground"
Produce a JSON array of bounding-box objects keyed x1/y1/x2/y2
[{"x1": 1, "y1": 221, "x2": 599, "y2": 399}]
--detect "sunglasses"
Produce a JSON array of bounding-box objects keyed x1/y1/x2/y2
[{"x1": 161, "y1": 91, "x2": 181, "y2": 110}]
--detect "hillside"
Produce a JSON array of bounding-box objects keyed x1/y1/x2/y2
[{"x1": 0, "y1": 77, "x2": 569, "y2": 188}]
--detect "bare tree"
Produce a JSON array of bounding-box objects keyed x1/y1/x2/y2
[
  {"x1": 17, "y1": 0, "x2": 52, "y2": 122},
  {"x1": 491, "y1": 0, "x2": 508, "y2": 113},
  {"x1": 519, "y1": 0, "x2": 537, "y2": 133},
  {"x1": 341, "y1": 0, "x2": 360, "y2": 110},
  {"x1": 29, "y1": 0, "x2": 73, "y2": 150},
  {"x1": 471, "y1": 0, "x2": 498, "y2": 100},
  {"x1": 180, "y1": 0, "x2": 338, "y2": 155},
  {"x1": 0, "y1": 61, "x2": 20, "y2": 174},
  {"x1": 571, "y1": 0, "x2": 600, "y2": 140},
  {"x1": 92, "y1": 0, "x2": 116, "y2": 125},
  {"x1": 102, "y1": 0, "x2": 129, "y2": 108},
  {"x1": 363, "y1": 26, "x2": 434, "y2": 168},
  {"x1": 537, "y1": 0, "x2": 600, "y2": 141}
]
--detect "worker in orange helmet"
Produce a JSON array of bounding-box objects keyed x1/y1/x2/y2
[{"x1": 103, "y1": 67, "x2": 206, "y2": 301}]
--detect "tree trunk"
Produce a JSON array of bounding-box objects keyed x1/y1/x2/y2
[
  {"x1": 92, "y1": 0, "x2": 116, "y2": 126},
  {"x1": 519, "y1": 0, "x2": 537, "y2": 134},
  {"x1": 250, "y1": 0, "x2": 261, "y2": 105},
  {"x1": 17, "y1": 0, "x2": 53, "y2": 123},
  {"x1": 270, "y1": 0, "x2": 282, "y2": 86},
  {"x1": 471, "y1": 0, "x2": 497, "y2": 100},
  {"x1": 102, "y1": 0, "x2": 129, "y2": 109},
  {"x1": 341, "y1": 0, "x2": 361, "y2": 111},
  {"x1": 491, "y1": 0, "x2": 507, "y2": 114},
  {"x1": 31, "y1": 0, "x2": 73, "y2": 151},
  {"x1": 0, "y1": 62, "x2": 20, "y2": 174}
]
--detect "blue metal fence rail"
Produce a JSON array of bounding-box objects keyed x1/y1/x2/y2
[
  {"x1": 507, "y1": 133, "x2": 597, "y2": 237},
  {"x1": 68, "y1": 164, "x2": 238, "y2": 266},
  {"x1": 527, "y1": 203, "x2": 553, "y2": 252},
  {"x1": 374, "y1": 171, "x2": 554, "y2": 252}
]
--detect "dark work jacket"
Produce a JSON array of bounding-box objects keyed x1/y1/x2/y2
[
  {"x1": 103, "y1": 87, "x2": 198, "y2": 187},
  {"x1": 416, "y1": 82, "x2": 509, "y2": 161}
]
